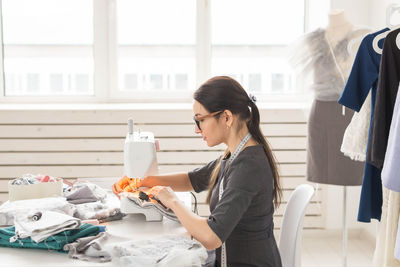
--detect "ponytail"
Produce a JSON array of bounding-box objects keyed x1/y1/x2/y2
[{"x1": 247, "y1": 101, "x2": 282, "y2": 209}]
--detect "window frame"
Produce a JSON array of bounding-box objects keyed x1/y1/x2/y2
[{"x1": 0, "y1": 0, "x2": 315, "y2": 104}]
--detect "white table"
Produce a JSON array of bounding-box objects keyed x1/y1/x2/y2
[{"x1": 0, "y1": 192, "x2": 192, "y2": 267}]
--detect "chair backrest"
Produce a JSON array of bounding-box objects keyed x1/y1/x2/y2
[{"x1": 278, "y1": 184, "x2": 315, "y2": 267}]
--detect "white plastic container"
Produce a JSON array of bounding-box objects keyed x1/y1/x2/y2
[{"x1": 8, "y1": 178, "x2": 63, "y2": 201}]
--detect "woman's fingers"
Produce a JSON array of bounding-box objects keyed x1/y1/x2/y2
[{"x1": 148, "y1": 185, "x2": 163, "y2": 197}]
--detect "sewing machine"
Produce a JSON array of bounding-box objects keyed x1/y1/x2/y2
[{"x1": 120, "y1": 118, "x2": 163, "y2": 221}]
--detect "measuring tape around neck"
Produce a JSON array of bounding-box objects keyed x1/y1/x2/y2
[{"x1": 218, "y1": 132, "x2": 252, "y2": 267}]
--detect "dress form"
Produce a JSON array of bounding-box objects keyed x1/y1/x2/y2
[
  {"x1": 325, "y1": 10, "x2": 355, "y2": 82},
  {"x1": 326, "y1": 10, "x2": 357, "y2": 267},
  {"x1": 325, "y1": 10, "x2": 354, "y2": 47}
]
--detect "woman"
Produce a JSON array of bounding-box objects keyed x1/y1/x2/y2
[{"x1": 140, "y1": 76, "x2": 282, "y2": 267}]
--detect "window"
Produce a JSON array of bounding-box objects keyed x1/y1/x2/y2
[
  {"x1": 116, "y1": 0, "x2": 195, "y2": 97},
  {"x1": 0, "y1": 0, "x2": 330, "y2": 102},
  {"x1": 1, "y1": 0, "x2": 94, "y2": 97}
]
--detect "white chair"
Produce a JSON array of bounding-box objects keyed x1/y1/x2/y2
[{"x1": 278, "y1": 184, "x2": 315, "y2": 267}]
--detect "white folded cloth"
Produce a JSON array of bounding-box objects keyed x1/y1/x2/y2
[
  {"x1": 12, "y1": 210, "x2": 81, "y2": 243},
  {"x1": 0, "y1": 197, "x2": 75, "y2": 226}
]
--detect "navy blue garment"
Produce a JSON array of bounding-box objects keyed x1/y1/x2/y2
[{"x1": 338, "y1": 28, "x2": 389, "y2": 222}]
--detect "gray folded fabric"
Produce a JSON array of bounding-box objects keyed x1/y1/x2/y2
[
  {"x1": 126, "y1": 195, "x2": 179, "y2": 222},
  {"x1": 65, "y1": 185, "x2": 98, "y2": 204},
  {"x1": 64, "y1": 232, "x2": 111, "y2": 263}
]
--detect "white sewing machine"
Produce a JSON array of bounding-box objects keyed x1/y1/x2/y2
[{"x1": 120, "y1": 118, "x2": 163, "y2": 221}]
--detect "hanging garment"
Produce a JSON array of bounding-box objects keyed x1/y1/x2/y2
[
  {"x1": 109, "y1": 235, "x2": 208, "y2": 267},
  {"x1": 307, "y1": 100, "x2": 364, "y2": 185},
  {"x1": 291, "y1": 28, "x2": 368, "y2": 185},
  {"x1": 396, "y1": 220, "x2": 400, "y2": 261},
  {"x1": 382, "y1": 84, "x2": 400, "y2": 192},
  {"x1": 372, "y1": 186, "x2": 400, "y2": 267},
  {"x1": 0, "y1": 223, "x2": 102, "y2": 251},
  {"x1": 338, "y1": 28, "x2": 390, "y2": 222},
  {"x1": 341, "y1": 91, "x2": 372, "y2": 161},
  {"x1": 368, "y1": 28, "x2": 400, "y2": 169}
]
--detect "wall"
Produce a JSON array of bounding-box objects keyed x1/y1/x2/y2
[
  {"x1": 331, "y1": 0, "x2": 371, "y2": 26},
  {"x1": 0, "y1": 104, "x2": 324, "y2": 230},
  {"x1": 368, "y1": 0, "x2": 400, "y2": 29}
]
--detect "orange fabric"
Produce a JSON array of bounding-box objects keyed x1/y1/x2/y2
[
  {"x1": 112, "y1": 176, "x2": 141, "y2": 197},
  {"x1": 112, "y1": 177, "x2": 159, "y2": 204}
]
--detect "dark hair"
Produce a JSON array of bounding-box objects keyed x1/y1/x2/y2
[{"x1": 193, "y1": 76, "x2": 282, "y2": 208}]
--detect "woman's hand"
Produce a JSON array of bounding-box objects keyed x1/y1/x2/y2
[
  {"x1": 138, "y1": 176, "x2": 151, "y2": 188},
  {"x1": 148, "y1": 186, "x2": 180, "y2": 209}
]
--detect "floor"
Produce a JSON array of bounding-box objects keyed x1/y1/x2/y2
[{"x1": 301, "y1": 230, "x2": 375, "y2": 267}]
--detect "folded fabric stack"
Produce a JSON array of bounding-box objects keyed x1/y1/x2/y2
[
  {"x1": 0, "y1": 180, "x2": 128, "y2": 263},
  {"x1": 0, "y1": 223, "x2": 102, "y2": 252},
  {"x1": 0, "y1": 197, "x2": 75, "y2": 226},
  {"x1": 12, "y1": 210, "x2": 82, "y2": 243}
]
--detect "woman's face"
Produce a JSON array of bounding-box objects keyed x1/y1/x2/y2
[{"x1": 193, "y1": 100, "x2": 226, "y2": 147}]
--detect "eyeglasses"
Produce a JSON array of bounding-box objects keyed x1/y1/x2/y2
[{"x1": 193, "y1": 111, "x2": 223, "y2": 131}]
